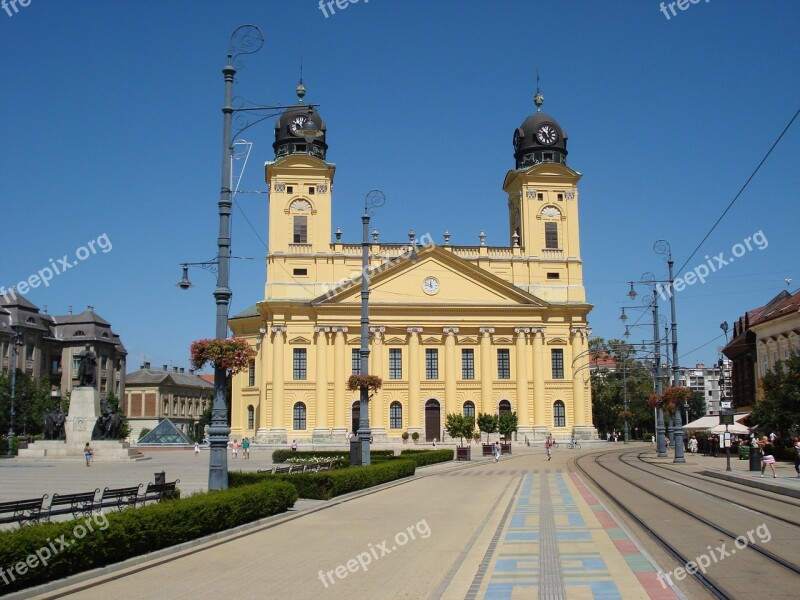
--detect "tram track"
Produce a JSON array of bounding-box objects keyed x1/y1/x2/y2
[{"x1": 572, "y1": 447, "x2": 800, "y2": 599}]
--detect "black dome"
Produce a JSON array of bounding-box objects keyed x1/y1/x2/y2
[
  {"x1": 513, "y1": 111, "x2": 568, "y2": 169},
  {"x1": 273, "y1": 104, "x2": 328, "y2": 160}
]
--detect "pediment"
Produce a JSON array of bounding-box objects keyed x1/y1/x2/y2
[
  {"x1": 422, "y1": 337, "x2": 441, "y2": 345},
  {"x1": 459, "y1": 337, "x2": 477, "y2": 345},
  {"x1": 386, "y1": 337, "x2": 405, "y2": 344},
  {"x1": 289, "y1": 336, "x2": 311, "y2": 345},
  {"x1": 547, "y1": 338, "x2": 567, "y2": 345},
  {"x1": 313, "y1": 245, "x2": 548, "y2": 308},
  {"x1": 494, "y1": 337, "x2": 512, "y2": 345}
]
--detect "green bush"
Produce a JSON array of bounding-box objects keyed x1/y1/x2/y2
[
  {"x1": 0, "y1": 481, "x2": 297, "y2": 594},
  {"x1": 400, "y1": 449, "x2": 454, "y2": 466},
  {"x1": 271, "y1": 449, "x2": 394, "y2": 463},
  {"x1": 231, "y1": 460, "x2": 416, "y2": 500}
]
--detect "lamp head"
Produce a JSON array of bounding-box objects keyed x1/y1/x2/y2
[{"x1": 177, "y1": 265, "x2": 193, "y2": 290}]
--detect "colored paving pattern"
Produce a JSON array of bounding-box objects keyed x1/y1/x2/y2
[{"x1": 476, "y1": 471, "x2": 678, "y2": 600}]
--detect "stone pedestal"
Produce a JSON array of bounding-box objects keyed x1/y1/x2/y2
[
  {"x1": 65, "y1": 386, "x2": 102, "y2": 445},
  {"x1": 572, "y1": 426, "x2": 599, "y2": 440}
]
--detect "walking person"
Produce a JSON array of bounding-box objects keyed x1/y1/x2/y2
[
  {"x1": 793, "y1": 437, "x2": 800, "y2": 478},
  {"x1": 242, "y1": 437, "x2": 250, "y2": 459},
  {"x1": 194, "y1": 442, "x2": 200, "y2": 456},
  {"x1": 492, "y1": 440, "x2": 501, "y2": 463},
  {"x1": 232, "y1": 439, "x2": 239, "y2": 459},
  {"x1": 84, "y1": 442, "x2": 94, "y2": 467},
  {"x1": 545, "y1": 435, "x2": 553, "y2": 461},
  {"x1": 291, "y1": 439, "x2": 298, "y2": 451},
  {"x1": 758, "y1": 436, "x2": 778, "y2": 478},
  {"x1": 688, "y1": 435, "x2": 698, "y2": 454}
]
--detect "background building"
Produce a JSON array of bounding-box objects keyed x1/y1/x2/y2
[
  {"x1": 676, "y1": 361, "x2": 732, "y2": 416},
  {"x1": 123, "y1": 362, "x2": 213, "y2": 441},
  {"x1": 0, "y1": 296, "x2": 126, "y2": 400},
  {"x1": 229, "y1": 89, "x2": 595, "y2": 444}
]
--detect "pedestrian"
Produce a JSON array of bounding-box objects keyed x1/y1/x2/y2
[
  {"x1": 545, "y1": 435, "x2": 553, "y2": 461},
  {"x1": 492, "y1": 440, "x2": 501, "y2": 463},
  {"x1": 84, "y1": 442, "x2": 94, "y2": 467},
  {"x1": 768, "y1": 431, "x2": 777, "y2": 444},
  {"x1": 432, "y1": 438, "x2": 437, "y2": 448},
  {"x1": 650, "y1": 435, "x2": 656, "y2": 448},
  {"x1": 793, "y1": 437, "x2": 800, "y2": 478},
  {"x1": 688, "y1": 435, "x2": 698, "y2": 454},
  {"x1": 758, "y1": 436, "x2": 777, "y2": 477},
  {"x1": 194, "y1": 442, "x2": 200, "y2": 456},
  {"x1": 291, "y1": 439, "x2": 298, "y2": 451},
  {"x1": 607, "y1": 432, "x2": 611, "y2": 442},
  {"x1": 664, "y1": 434, "x2": 671, "y2": 453},
  {"x1": 232, "y1": 439, "x2": 239, "y2": 459},
  {"x1": 242, "y1": 437, "x2": 250, "y2": 459}
]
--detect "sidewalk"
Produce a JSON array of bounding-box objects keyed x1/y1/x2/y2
[{"x1": 9, "y1": 447, "x2": 682, "y2": 600}]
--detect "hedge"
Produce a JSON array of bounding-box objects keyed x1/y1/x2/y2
[
  {"x1": 271, "y1": 449, "x2": 394, "y2": 463},
  {"x1": 230, "y1": 460, "x2": 416, "y2": 500},
  {"x1": 400, "y1": 448, "x2": 454, "y2": 466},
  {"x1": 0, "y1": 480, "x2": 297, "y2": 594}
]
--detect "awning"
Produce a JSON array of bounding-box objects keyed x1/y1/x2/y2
[{"x1": 683, "y1": 413, "x2": 751, "y2": 430}]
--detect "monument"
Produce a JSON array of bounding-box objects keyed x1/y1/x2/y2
[{"x1": 18, "y1": 344, "x2": 139, "y2": 460}]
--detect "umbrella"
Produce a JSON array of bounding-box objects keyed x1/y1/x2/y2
[{"x1": 708, "y1": 423, "x2": 750, "y2": 435}]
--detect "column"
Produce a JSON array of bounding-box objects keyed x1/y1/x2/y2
[
  {"x1": 479, "y1": 327, "x2": 494, "y2": 415},
  {"x1": 407, "y1": 327, "x2": 423, "y2": 437},
  {"x1": 332, "y1": 327, "x2": 348, "y2": 439},
  {"x1": 443, "y1": 327, "x2": 459, "y2": 435},
  {"x1": 312, "y1": 326, "x2": 330, "y2": 441},
  {"x1": 370, "y1": 326, "x2": 387, "y2": 441},
  {"x1": 571, "y1": 326, "x2": 595, "y2": 439},
  {"x1": 256, "y1": 334, "x2": 269, "y2": 441},
  {"x1": 268, "y1": 326, "x2": 287, "y2": 443},
  {"x1": 531, "y1": 327, "x2": 548, "y2": 440},
  {"x1": 515, "y1": 327, "x2": 532, "y2": 439}
]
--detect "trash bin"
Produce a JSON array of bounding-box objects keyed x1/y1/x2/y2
[
  {"x1": 349, "y1": 438, "x2": 362, "y2": 466},
  {"x1": 154, "y1": 471, "x2": 166, "y2": 485},
  {"x1": 738, "y1": 445, "x2": 750, "y2": 460},
  {"x1": 749, "y1": 447, "x2": 761, "y2": 471}
]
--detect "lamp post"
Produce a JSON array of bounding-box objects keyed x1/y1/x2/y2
[
  {"x1": 6, "y1": 327, "x2": 22, "y2": 456},
  {"x1": 353, "y1": 190, "x2": 386, "y2": 467}
]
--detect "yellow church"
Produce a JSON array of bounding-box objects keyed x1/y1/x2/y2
[{"x1": 229, "y1": 88, "x2": 596, "y2": 444}]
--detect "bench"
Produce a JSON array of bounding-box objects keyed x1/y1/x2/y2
[
  {"x1": 142, "y1": 480, "x2": 179, "y2": 503},
  {"x1": 0, "y1": 495, "x2": 48, "y2": 526},
  {"x1": 272, "y1": 465, "x2": 292, "y2": 475},
  {"x1": 48, "y1": 490, "x2": 100, "y2": 520},
  {"x1": 100, "y1": 484, "x2": 142, "y2": 510}
]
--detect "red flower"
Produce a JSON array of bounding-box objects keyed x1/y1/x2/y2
[{"x1": 190, "y1": 338, "x2": 255, "y2": 375}]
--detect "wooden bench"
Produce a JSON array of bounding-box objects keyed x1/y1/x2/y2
[
  {"x1": 0, "y1": 495, "x2": 48, "y2": 526},
  {"x1": 100, "y1": 484, "x2": 142, "y2": 510},
  {"x1": 272, "y1": 465, "x2": 292, "y2": 474},
  {"x1": 142, "y1": 480, "x2": 179, "y2": 503},
  {"x1": 48, "y1": 490, "x2": 99, "y2": 520}
]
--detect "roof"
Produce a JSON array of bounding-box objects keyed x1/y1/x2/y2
[
  {"x1": 125, "y1": 368, "x2": 214, "y2": 389},
  {"x1": 683, "y1": 413, "x2": 750, "y2": 430}
]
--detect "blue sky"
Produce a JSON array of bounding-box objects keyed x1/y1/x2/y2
[{"x1": 1, "y1": 0, "x2": 798, "y2": 373}]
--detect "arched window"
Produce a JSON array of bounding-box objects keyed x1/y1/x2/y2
[
  {"x1": 463, "y1": 401, "x2": 475, "y2": 418},
  {"x1": 163, "y1": 400, "x2": 169, "y2": 416},
  {"x1": 389, "y1": 401, "x2": 402, "y2": 429},
  {"x1": 498, "y1": 399, "x2": 511, "y2": 415},
  {"x1": 74, "y1": 330, "x2": 85, "y2": 337},
  {"x1": 293, "y1": 402, "x2": 306, "y2": 430},
  {"x1": 553, "y1": 400, "x2": 566, "y2": 427},
  {"x1": 540, "y1": 206, "x2": 562, "y2": 249},
  {"x1": 247, "y1": 405, "x2": 255, "y2": 429},
  {"x1": 290, "y1": 199, "x2": 312, "y2": 244}
]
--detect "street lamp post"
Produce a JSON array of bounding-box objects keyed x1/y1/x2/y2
[
  {"x1": 6, "y1": 327, "x2": 22, "y2": 456},
  {"x1": 354, "y1": 191, "x2": 386, "y2": 467}
]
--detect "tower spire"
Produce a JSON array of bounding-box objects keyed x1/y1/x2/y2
[
  {"x1": 296, "y1": 57, "x2": 306, "y2": 103},
  {"x1": 534, "y1": 67, "x2": 544, "y2": 112}
]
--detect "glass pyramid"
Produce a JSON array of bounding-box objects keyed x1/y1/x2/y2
[{"x1": 137, "y1": 419, "x2": 192, "y2": 445}]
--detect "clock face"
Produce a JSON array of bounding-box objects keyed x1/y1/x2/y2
[
  {"x1": 513, "y1": 128, "x2": 522, "y2": 150},
  {"x1": 422, "y1": 277, "x2": 440, "y2": 295},
  {"x1": 289, "y1": 115, "x2": 307, "y2": 136},
  {"x1": 535, "y1": 123, "x2": 558, "y2": 145}
]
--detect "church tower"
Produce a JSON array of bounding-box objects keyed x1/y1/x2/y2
[
  {"x1": 265, "y1": 84, "x2": 336, "y2": 300},
  {"x1": 504, "y1": 89, "x2": 585, "y2": 305}
]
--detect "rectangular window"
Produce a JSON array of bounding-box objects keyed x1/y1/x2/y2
[
  {"x1": 537, "y1": 193, "x2": 544, "y2": 201},
  {"x1": 390, "y1": 402, "x2": 402, "y2": 429},
  {"x1": 425, "y1": 349, "x2": 438, "y2": 380},
  {"x1": 25, "y1": 342, "x2": 34, "y2": 361},
  {"x1": 547, "y1": 272, "x2": 560, "y2": 279},
  {"x1": 352, "y1": 349, "x2": 361, "y2": 375},
  {"x1": 497, "y1": 349, "x2": 510, "y2": 379},
  {"x1": 557, "y1": 193, "x2": 564, "y2": 201},
  {"x1": 551, "y1": 349, "x2": 564, "y2": 379},
  {"x1": 293, "y1": 268, "x2": 308, "y2": 276},
  {"x1": 389, "y1": 348, "x2": 402, "y2": 379},
  {"x1": 293, "y1": 348, "x2": 307, "y2": 380},
  {"x1": 293, "y1": 215, "x2": 308, "y2": 243},
  {"x1": 73, "y1": 356, "x2": 81, "y2": 371},
  {"x1": 248, "y1": 361, "x2": 255, "y2": 387},
  {"x1": 461, "y1": 349, "x2": 474, "y2": 380},
  {"x1": 308, "y1": 186, "x2": 315, "y2": 195},
  {"x1": 545, "y1": 222, "x2": 559, "y2": 249}
]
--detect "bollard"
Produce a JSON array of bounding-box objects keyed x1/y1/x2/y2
[{"x1": 749, "y1": 447, "x2": 761, "y2": 471}]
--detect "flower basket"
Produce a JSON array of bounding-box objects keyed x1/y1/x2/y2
[
  {"x1": 190, "y1": 338, "x2": 256, "y2": 375},
  {"x1": 347, "y1": 374, "x2": 383, "y2": 392}
]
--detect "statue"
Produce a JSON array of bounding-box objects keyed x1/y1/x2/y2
[
  {"x1": 92, "y1": 397, "x2": 122, "y2": 440},
  {"x1": 43, "y1": 408, "x2": 66, "y2": 440},
  {"x1": 77, "y1": 344, "x2": 97, "y2": 388}
]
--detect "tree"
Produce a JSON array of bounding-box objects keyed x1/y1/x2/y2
[
  {"x1": 751, "y1": 353, "x2": 800, "y2": 436},
  {"x1": 687, "y1": 391, "x2": 706, "y2": 423},
  {"x1": 0, "y1": 372, "x2": 55, "y2": 437},
  {"x1": 477, "y1": 412, "x2": 498, "y2": 443},
  {"x1": 445, "y1": 413, "x2": 475, "y2": 447},
  {"x1": 498, "y1": 412, "x2": 518, "y2": 441}
]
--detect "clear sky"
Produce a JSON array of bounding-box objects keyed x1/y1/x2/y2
[{"x1": 1, "y1": 0, "x2": 798, "y2": 374}]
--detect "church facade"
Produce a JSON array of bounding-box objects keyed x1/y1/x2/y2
[{"x1": 229, "y1": 89, "x2": 596, "y2": 444}]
